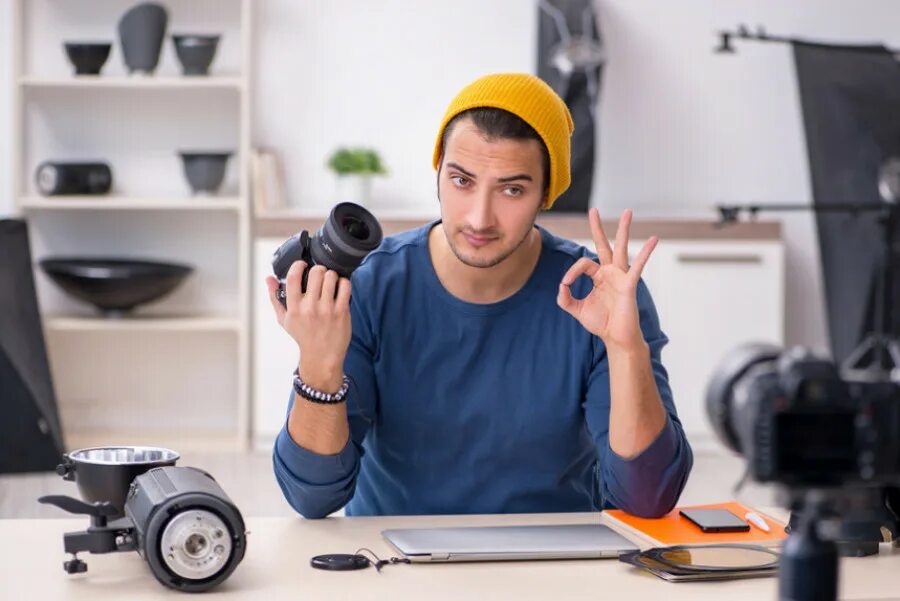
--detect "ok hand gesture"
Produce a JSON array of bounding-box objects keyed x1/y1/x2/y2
[{"x1": 557, "y1": 208, "x2": 658, "y2": 352}]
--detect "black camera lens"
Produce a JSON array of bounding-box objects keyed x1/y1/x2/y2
[
  {"x1": 310, "y1": 202, "x2": 383, "y2": 278},
  {"x1": 272, "y1": 202, "x2": 383, "y2": 305},
  {"x1": 704, "y1": 342, "x2": 782, "y2": 455},
  {"x1": 341, "y1": 215, "x2": 371, "y2": 241}
]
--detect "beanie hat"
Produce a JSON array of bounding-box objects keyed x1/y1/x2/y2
[{"x1": 432, "y1": 73, "x2": 574, "y2": 209}]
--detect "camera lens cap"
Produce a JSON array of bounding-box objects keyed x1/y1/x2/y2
[{"x1": 310, "y1": 554, "x2": 371, "y2": 571}]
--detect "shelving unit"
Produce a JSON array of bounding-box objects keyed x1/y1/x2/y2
[
  {"x1": 44, "y1": 315, "x2": 243, "y2": 333},
  {"x1": 11, "y1": 0, "x2": 253, "y2": 451},
  {"x1": 19, "y1": 195, "x2": 244, "y2": 211},
  {"x1": 19, "y1": 75, "x2": 244, "y2": 90}
]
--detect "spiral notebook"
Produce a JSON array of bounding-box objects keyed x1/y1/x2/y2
[{"x1": 601, "y1": 501, "x2": 788, "y2": 548}]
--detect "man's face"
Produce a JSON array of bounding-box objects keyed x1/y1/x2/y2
[{"x1": 437, "y1": 118, "x2": 546, "y2": 269}]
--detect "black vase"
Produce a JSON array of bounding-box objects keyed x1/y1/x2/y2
[
  {"x1": 172, "y1": 35, "x2": 220, "y2": 76},
  {"x1": 118, "y1": 2, "x2": 169, "y2": 75}
]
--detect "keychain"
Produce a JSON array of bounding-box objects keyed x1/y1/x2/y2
[{"x1": 310, "y1": 548, "x2": 411, "y2": 573}]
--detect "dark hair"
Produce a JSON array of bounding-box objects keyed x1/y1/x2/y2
[{"x1": 439, "y1": 107, "x2": 550, "y2": 197}]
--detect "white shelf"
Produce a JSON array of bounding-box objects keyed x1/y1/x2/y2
[
  {"x1": 256, "y1": 207, "x2": 441, "y2": 221},
  {"x1": 64, "y1": 430, "x2": 242, "y2": 453},
  {"x1": 19, "y1": 75, "x2": 245, "y2": 91},
  {"x1": 45, "y1": 314, "x2": 242, "y2": 333},
  {"x1": 19, "y1": 196, "x2": 244, "y2": 211}
]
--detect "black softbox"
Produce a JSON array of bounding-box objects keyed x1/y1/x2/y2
[
  {"x1": 792, "y1": 43, "x2": 900, "y2": 363},
  {"x1": 537, "y1": 0, "x2": 604, "y2": 213},
  {"x1": 0, "y1": 219, "x2": 65, "y2": 472}
]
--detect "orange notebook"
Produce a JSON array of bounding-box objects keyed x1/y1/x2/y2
[{"x1": 602, "y1": 501, "x2": 788, "y2": 548}]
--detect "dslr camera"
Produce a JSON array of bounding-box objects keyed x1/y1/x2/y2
[
  {"x1": 272, "y1": 202, "x2": 383, "y2": 305},
  {"x1": 706, "y1": 343, "x2": 900, "y2": 490},
  {"x1": 706, "y1": 342, "x2": 900, "y2": 601}
]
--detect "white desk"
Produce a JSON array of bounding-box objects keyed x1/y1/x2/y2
[{"x1": 1, "y1": 511, "x2": 897, "y2": 600}]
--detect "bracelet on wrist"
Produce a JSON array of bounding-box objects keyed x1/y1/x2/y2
[{"x1": 292, "y1": 368, "x2": 350, "y2": 404}]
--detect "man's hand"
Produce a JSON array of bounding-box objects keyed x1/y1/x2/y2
[
  {"x1": 265, "y1": 262, "x2": 352, "y2": 389},
  {"x1": 557, "y1": 208, "x2": 658, "y2": 353}
]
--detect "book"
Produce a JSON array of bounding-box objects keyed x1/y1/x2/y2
[
  {"x1": 601, "y1": 501, "x2": 788, "y2": 548},
  {"x1": 251, "y1": 147, "x2": 287, "y2": 215}
]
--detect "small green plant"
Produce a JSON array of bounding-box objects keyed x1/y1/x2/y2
[{"x1": 327, "y1": 147, "x2": 387, "y2": 176}]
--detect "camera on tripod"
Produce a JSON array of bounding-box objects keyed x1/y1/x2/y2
[
  {"x1": 706, "y1": 343, "x2": 900, "y2": 601},
  {"x1": 707, "y1": 343, "x2": 900, "y2": 490}
]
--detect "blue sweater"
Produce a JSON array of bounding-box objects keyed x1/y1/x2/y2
[{"x1": 273, "y1": 221, "x2": 693, "y2": 518}]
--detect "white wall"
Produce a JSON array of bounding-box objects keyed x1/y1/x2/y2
[
  {"x1": 594, "y1": 0, "x2": 900, "y2": 352},
  {"x1": 5, "y1": 1, "x2": 898, "y2": 349},
  {"x1": 253, "y1": 0, "x2": 900, "y2": 353},
  {"x1": 252, "y1": 0, "x2": 536, "y2": 215},
  {"x1": 0, "y1": 0, "x2": 12, "y2": 218}
]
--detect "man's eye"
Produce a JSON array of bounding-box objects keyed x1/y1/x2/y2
[
  {"x1": 451, "y1": 175, "x2": 469, "y2": 187},
  {"x1": 503, "y1": 187, "x2": 523, "y2": 197}
]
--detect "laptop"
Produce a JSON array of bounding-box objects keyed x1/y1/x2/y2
[{"x1": 382, "y1": 524, "x2": 639, "y2": 563}]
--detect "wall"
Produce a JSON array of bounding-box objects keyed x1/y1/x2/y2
[
  {"x1": 252, "y1": 0, "x2": 536, "y2": 215},
  {"x1": 594, "y1": 0, "x2": 900, "y2": 352},
  {"x1": 253, "y1": 0, "x2": 900, "y2": 353},
  {"x1": 0, "y1": 0, "x2": 12, "y2": 217},
  {"x1": 5, "y1": 1, "x2": 899, "y2": 350}
]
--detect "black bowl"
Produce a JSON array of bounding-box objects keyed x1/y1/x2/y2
[
  {"x1": 64, "y1": 42, "x2": 112, "y2": 75},
  {"x1": 39, "y1": 258, "x2": 193, "y2": 316},
  {"x1": 178, "y1": 151, "x2": 232, "y2": 195},
  {"x1": 172, "y1": 34, "x2": 220, "y2": 76}
]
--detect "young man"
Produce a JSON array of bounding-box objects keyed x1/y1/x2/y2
[{"x1": 267, "y1": 73, "x2": 693, "y2": 519}]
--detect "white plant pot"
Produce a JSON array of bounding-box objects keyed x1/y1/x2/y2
[{"x1": 335, "y1": 174, "x2": 373, "y2": 206}]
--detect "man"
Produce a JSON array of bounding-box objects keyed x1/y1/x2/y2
[{"x1": 267, "y1": 73, "x2": 693, "y2": 519}]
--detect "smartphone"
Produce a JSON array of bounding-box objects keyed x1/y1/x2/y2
[{"x1": 679, "y1": 508, "x2": 751, "y2": 533}]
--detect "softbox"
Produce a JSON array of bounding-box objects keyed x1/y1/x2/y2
[
  {"x1": 792, "y1": 43, "x2": 900, "y2": 363},
  {"x1": 537, "y1": 0, "x2": 605, "y2": 213},
  {"x1": 0, "y1": 219, "x2": 65, "y2": 472}
]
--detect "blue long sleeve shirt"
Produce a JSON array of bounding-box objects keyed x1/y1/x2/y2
[{"x1": 273, "y1": 221, "x2": 693, "y2": 518}]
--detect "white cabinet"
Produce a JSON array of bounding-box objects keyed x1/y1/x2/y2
[
  {"x1": 253, "y1": 235, "x2": 784, "y2": 454},
  {"x1": 253, "y1": 238, "x2": 298, "y2": 450},
  {"x1": 643, "y1": 240, "x2": 784, "y2": 451}
]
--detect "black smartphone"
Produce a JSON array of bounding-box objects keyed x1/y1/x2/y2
[{"x1": 679, "y1": 508, "x2": 751, "y2": 533}]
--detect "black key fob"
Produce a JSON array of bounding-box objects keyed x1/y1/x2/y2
[{"x1": 310, "y1": 554, "x2": 371, "y2": 571}]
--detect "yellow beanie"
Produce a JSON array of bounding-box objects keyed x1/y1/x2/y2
[{"x1": 432, "y1": 73, "x2": 574, "y2": 209}]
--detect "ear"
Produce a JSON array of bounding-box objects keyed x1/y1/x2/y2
[{"x1": 435, "y1": 156, "x2": 442, "y2": 203}]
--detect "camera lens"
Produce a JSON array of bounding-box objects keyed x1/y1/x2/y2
[
  {"x1": 341, "y1": 215, "x2": 371, "y2": 241},
  {"x1": 309, "y1": 202, "x2": 383, "y2": 278},
  {"x1": 705, "y1": 342, "x2": 782, "y2": 454}
]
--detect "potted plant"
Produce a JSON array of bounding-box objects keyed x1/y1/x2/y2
[{"x1": 327, "y1": 147, "x2": 387, "y2": 206}]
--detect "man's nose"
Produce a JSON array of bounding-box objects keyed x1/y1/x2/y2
[{"x1": 466, "y1": 187, "x2": 495, "y2": 232}]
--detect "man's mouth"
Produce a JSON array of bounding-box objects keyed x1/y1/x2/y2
[{"x1": 462, "y1": 233, "x2": 495, "y2": 248}]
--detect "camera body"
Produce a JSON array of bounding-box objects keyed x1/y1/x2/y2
[
  {"x1": 707, "y1": 343, "x2": 900, "y2": 489},
  {"x1": 272, "y1": 202, "x2": 383, "y2": 306}
]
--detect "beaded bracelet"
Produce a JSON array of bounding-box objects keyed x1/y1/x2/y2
[{"x1": 292, "y1": 369, "x2": 350, "y2": 404}]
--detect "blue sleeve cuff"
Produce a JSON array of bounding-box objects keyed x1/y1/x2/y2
[
  {"x1": 602, "y1": 416, "x2": 691, "y2": 517},
  {"x1": 607, "y1": 415, "x2": 679, "y2": 471},
  {"x1": 274, "y1": 424, "x2": 358, "y2": 486}
]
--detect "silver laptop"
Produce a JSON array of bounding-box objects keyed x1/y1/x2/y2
[{"x1": 382, "y1": 524, "x2": 639, "y2": 562}]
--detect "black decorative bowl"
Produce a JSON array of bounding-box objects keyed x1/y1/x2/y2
[
  {"x1": 64, "y1": 42, "x2": 112, "y2": 75},
  {"x1": 39, "y1": 258, "x2": 193, "y2": 316},
  {"x1": 172, "y1": 34, "x2": 220, "y2": 76},
  {"x1": 178, "y1": 151, "x2": 232, "y2": 195}
]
